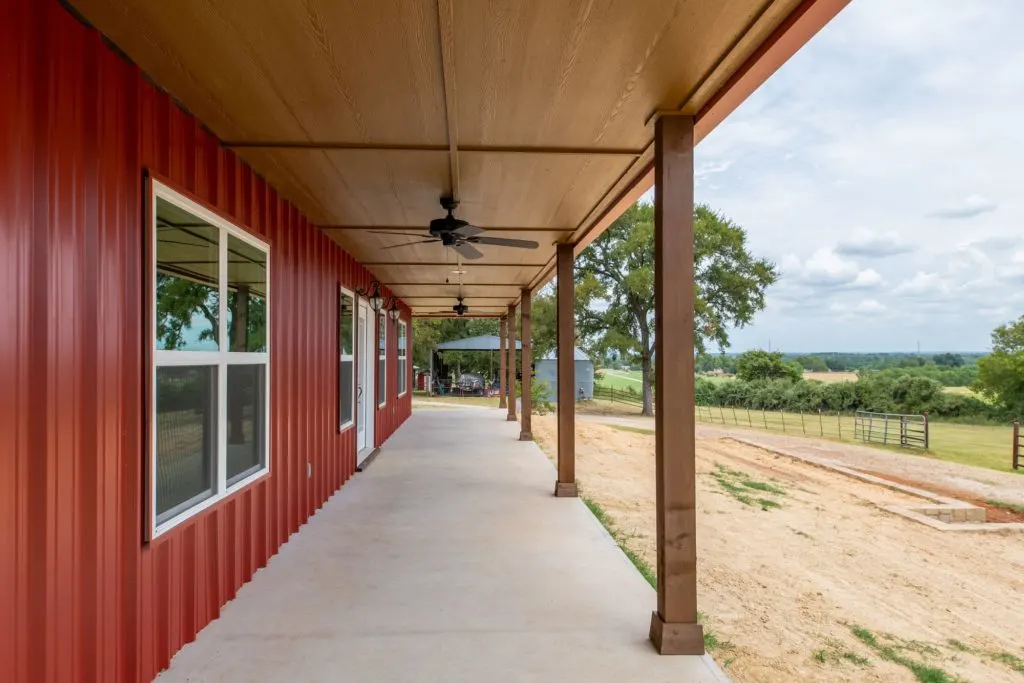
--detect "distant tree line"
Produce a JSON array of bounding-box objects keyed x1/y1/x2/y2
[{"x1": 693, "y1": 350, "x2": 1007, "y2": 422}]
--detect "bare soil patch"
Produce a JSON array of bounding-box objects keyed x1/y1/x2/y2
[{"x1": 532, "y1": 415, "x2": 1024, "y2": 683}]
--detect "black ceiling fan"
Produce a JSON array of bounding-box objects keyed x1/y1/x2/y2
[
  {"x1": 369, "y1": 197, "x2": 539, "y2": 260},
  {"x1": 452, "y1": 297, "x2": 469, "y2": 316}
]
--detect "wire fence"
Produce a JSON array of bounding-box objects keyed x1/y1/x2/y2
[{"x1": 696, "y1": 405, "x2": 859, "y2": 442}]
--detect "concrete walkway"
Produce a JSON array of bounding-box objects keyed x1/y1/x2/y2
[{"x1": 157, "y1": 408, "x2": 727, "y2": 683}]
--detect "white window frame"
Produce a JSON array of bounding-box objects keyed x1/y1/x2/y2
[
  {"x1": 150, "y1": 180, "x2": 271, "y2": 539},
  {"x1": 377, "y1": 313, "x2": 387, "y2": 408},
  {"x1": 339, "y1": 285, "x2": 355, "y2": 432},
  {"x1": 397, "y1": 320, "x2": 408, "y2": 397}
]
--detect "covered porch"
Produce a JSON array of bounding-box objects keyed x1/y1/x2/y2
[
  {"x1": 2, "y1": 1, "x2": 851, "y2": 681},
  {"x1": 155, "y1": 407, "x2": 727, "y2": 683}
]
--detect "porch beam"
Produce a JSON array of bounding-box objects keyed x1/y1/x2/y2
[
  {"x1": 519, "y1": 289, "x2": 533, "y2": 440},
  {"x1": 222, "y1": 141, "x2": 643, "y2": 157},
  {"x1": 649, "y1": 114, "x2": 702, "y2": 655},
  {"x1": 506, "y1": 303, "x2": 517, "y2": 422},
  {"x1": 320, "y1": 226, "x2": 574, "y2": 233},
  {"x1": 498, "y1": 317, "x2": 507, "y2": 409},
  {"x1": 437, "y1": 0, "x2": 462, "y2": 201},
  {"x1": 383, "y1": 282, "x2": 528, "y2": 287},
  {"x1": 554, "y1": 244, "x2": 577, "y2": 497},
  {"x1": 363, "y1": 262, "x2": 549, "y2": 267}
]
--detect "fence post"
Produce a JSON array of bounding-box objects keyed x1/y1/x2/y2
[
  {"x1": 900, "y1": 415, "x2": 907, "y2": 446},
  {"x1": 883, "y1": 415, "x2": 889, "y2": 445},
  {"x1": 837, "y1": 412, "x2": 842, "y2": 440},
  {"x1": 780, "y1": 410, "x2": 786, "y2": 433},
  {"x1": 732, "y1": 406, "x2": 738, "y2": 426},
  {"x1": 800, "y1": 411, "x2": 806, "y2": 435},
  {"x1": 923, "y1": 411, "x2": 929, "y2": 450},
  {"x1": 818, "y1": 409, "x2": 824, "y2": 437},
  {"x1": 1014, "y1": 421, "x2": 1020, "y2": 470},
  {"x1": 762, "y1": 409, "x2": 768, "y2": 430},
  {"x1": 867, "y1": 412, "x2": 873, "y2": 444},
  {"x1": 746, "y1": 408, "x2": 752, "y2": 429},
  {"x1": 719, "y1": 405, "x2": 726, "y2": 424}
]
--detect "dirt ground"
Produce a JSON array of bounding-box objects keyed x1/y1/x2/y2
[{"x1": 532, "y1": 415, "x2": 1024, "y2": 683}]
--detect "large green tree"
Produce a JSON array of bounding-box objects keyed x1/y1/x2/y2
[
  {"x1": 576, "y1": 202, "x2": 776, "y2": 415},
  {"x1": 973, "y1": 316, "x2": 1024, "y2": 417},
  {"x1": 736, "y1": 350, "x2": 802, "y2": 382}
]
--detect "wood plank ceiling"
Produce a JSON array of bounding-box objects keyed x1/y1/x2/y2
[{"x1": 71, "y1": 0, "x2": 840, "y2": 317}]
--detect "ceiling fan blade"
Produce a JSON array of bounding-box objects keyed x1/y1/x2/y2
[
  {"x1": 368, "y1": 230, "x2": 429, "y2": 238},
  {"x1": 469, "y1": 236, "x2": 540, "y2": 249},
  {"x1": 381, "y1": 238, "x2": 440, "y2": 250},
  {"x1": 452, "y1": 241, "x2": 484, "y2": 260},
  {"x1": 453, "y1": 224, "x2": 484, "y2": 237}
]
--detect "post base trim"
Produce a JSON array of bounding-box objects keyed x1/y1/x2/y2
[
  {"x1": 506, "y1": 414, "x2": 518, "y2": 422},
  {"x1": 498, "y1": 400, "x2": 507, "y2": 409},
  {"x1": 519, "y1": 432, "x2": 533, "y2": 441},
  {"x1": 553, "y1": 481, "x2": 578, "y2": 497},
  {"x1": 649, "y1": 612, "x2": 704, "y2": 655}
]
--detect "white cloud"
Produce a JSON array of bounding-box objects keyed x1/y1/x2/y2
[
  {"x1": 802, "y1": 248, "x2": 860, "y2": 286},
  {"x1": 692, "y1": 0, "x2": 1024, "y2": 351},
  {"x1": 855, "y1": 299, "x2": 886, "y2": 313},
  {"x1": 929, "y1": 194, "x2": 998, "y2": 219},
  {"x1": 850, "y1": 269, "x2": 883, "y2": 288},
  {"x1": 835, "y1": 230, "x2": 914, "y2": 257}
]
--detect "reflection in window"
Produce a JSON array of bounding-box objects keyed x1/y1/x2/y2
[
  {"x1": 397, "y1": 321, "x2": 408, "y2": 395},
  {"x1": 226, "y1": 364, "x2": 266, "y2": 485},
  {"x1": 227, "y1": 234, "x2": 267, "y2": 353},
  {"x1": 340, "y1": 290, "x2": 355, "y2": 428},
  {"x1": 151, "y1": 183, "x2": 270, "y2": 537},
  {"x1": 155, "y1": 197, "x2": 219, "y2": 351},
  {"x1": 156, "y1": 366, "x2": 217, "y2": 524}
]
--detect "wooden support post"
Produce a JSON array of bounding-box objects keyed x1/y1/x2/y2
[
  {"x1": 554, "y1": 243, "x2": 578, "y2": 497},
  {"x1": 1013, "y1": 421, "x2": 1020, "y2": 470},
  {"x1": 499, "y1": 317, "x2": 508, "y2": 409},
  {"x1": 507, "y1": 303, "x2": 517, "y2": 422},
  {"x1": 520, "y1": 289, "x2": 533, "y2": 440},
  {"x1": 649, "y1": 114, "x2": 703, "y2": 655}
]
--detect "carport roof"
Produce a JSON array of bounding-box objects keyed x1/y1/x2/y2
[{"x1": 435, "y1": 335, "x2": 521, "y2": 352}]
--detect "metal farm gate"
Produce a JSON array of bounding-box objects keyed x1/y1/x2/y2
[{"x1": 854, "y1": 411, "x2": 929, "y2": 449}]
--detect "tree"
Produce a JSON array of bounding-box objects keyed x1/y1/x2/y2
[
  {"x1": 974, "y1": 316, "x2": 1024, "y2": 417},
  {"x1": 794, "y1": 355, "x2": 829, "y2": 373},
  {"x1": 576, "y1": 202, "x2": 776, "y2": 415},
  {"x1": 933, "y1": 352, "x2": 965, "y2": 367},
  {"x1": 735, "y1": 350, "x2": 802, "y2": 382}
]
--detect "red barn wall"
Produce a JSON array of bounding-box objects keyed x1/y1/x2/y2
[{"x1": 0, "y1": 2, "x2": 411, "y2": 682}]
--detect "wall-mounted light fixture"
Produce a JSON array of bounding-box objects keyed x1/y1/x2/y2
[
  {"x1": 387, "y1": 299, "x2": 401, "y2": 321},
  {"x1": 356, "y1": 280, "x2": 386, "y2": 314}
]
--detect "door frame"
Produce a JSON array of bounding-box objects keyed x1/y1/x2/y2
[{"x1": 356, "y1": 300, "x2": 375, "y2": 463}]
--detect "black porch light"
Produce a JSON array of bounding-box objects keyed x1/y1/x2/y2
[
  {"x1": 387, "y1": 299, "x2": 401, "y2": 321},
  {"x1": 357, "y1": 280, "x2": 386, "y2": 314}
]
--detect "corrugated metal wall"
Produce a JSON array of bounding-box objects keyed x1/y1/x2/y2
[{"x1": 0, "y1": 3, "x2": 412, "y2": 682}]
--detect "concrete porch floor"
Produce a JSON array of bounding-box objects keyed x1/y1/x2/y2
[{"x1": 157, "y1": 408, "x2": 727, "y2": 683}]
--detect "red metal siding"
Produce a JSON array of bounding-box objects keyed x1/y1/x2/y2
[{"x1": 0, "y1": 3, "x2": 411, "y2": 682}]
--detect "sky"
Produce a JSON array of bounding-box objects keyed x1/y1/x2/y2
[{"x1": 680, "y1": 0, "x2": 1024, "y2": 354}]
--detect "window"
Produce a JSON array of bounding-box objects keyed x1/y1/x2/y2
[
  {"x1": 397, "y1": 321, "x2": 408, "y2": 396},
  {"x1": 339, "y1": 287, "x2": 355, "y2": 430},
  {"x1": 151, "y1": 181, "x2": 269, "y2": 537},
  {"x1": 377, "y1": 313, "x2": 387, "y2": 407}
]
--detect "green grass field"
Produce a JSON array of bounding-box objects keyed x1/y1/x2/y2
[
  {"x1": 597, "y1": 368, "x2": 644, "y2": 391},
  {"x1": 696, "y1": 406, "x2": 1020, "y2": 474}
]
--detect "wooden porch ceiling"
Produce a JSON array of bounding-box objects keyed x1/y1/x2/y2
[{"x1": 71, "y1": 0, "x2": 849, "y2": 316}]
